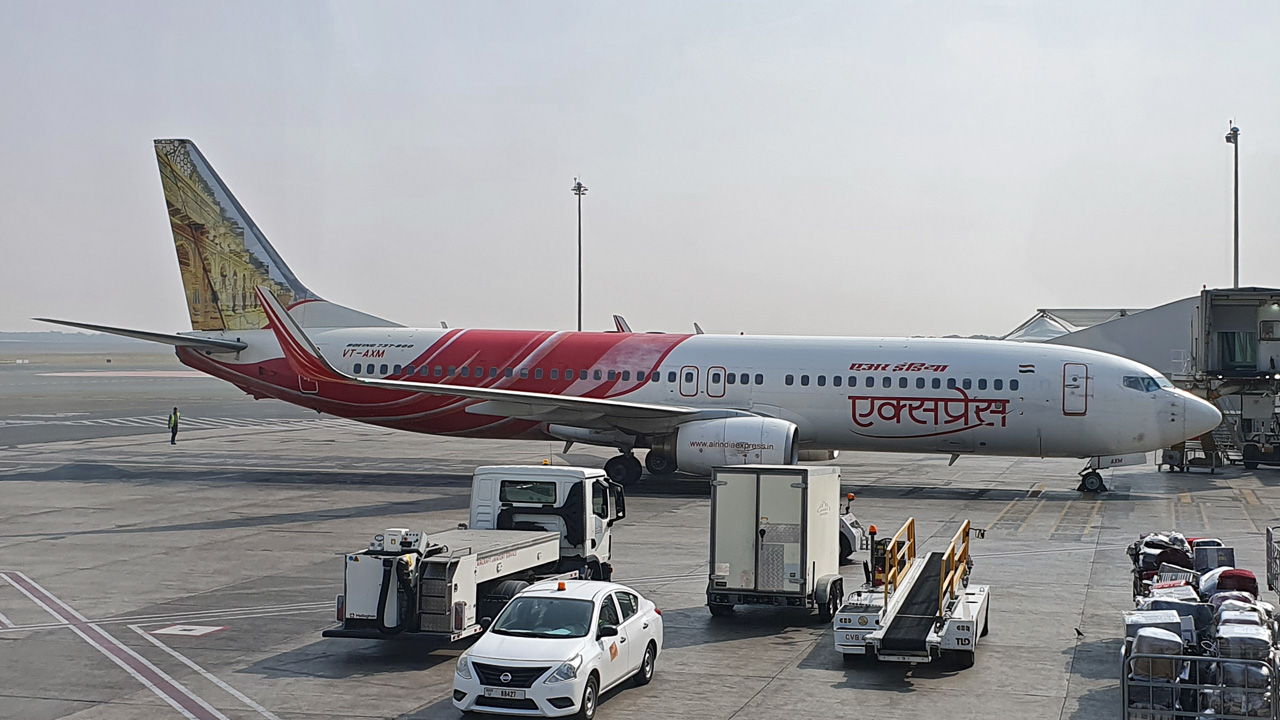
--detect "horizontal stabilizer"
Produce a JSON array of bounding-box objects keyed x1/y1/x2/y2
[{"x1": 33, "y1": 318, "x2": 248, "y2": 353}]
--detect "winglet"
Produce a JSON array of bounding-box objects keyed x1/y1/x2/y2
[{"x1": 255, "y1": 287, "x2": 344, "y2": 381}]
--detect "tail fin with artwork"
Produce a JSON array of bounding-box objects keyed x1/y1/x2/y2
[{"x1": 154, "y1": 139, "x2": 398, "y2": 331}]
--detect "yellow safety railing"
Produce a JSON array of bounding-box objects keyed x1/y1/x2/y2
[
  {"x1": 939, "y1": 519, "x2": 971, "y2": 616},
  {"x1": 884, "y1": 518, "x2": 916, "y2": 605}
]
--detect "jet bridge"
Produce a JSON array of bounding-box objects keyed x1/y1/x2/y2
[{"x1": 834, "y1": 519, "x2": 990, "y2": 667}]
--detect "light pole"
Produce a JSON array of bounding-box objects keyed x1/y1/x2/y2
[
  {"x1": 571, "y1": 178, "x2": 588, "y2": 331},
  {"x1": 1226, "y1": 123, "x2": 1240, "y2": 289}
]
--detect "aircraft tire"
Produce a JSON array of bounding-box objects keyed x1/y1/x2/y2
[
  {"x1": 644, "y1": 451, "x2": 676, "y2": 476},
  {"x1": 606, "y1": 454, "x2": 644, "y2": 487}
]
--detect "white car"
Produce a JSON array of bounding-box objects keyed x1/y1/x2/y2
[{"x1": 453, "y1": 579, "x2": 663, "y2": 719}]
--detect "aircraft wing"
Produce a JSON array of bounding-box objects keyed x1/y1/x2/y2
[
  {"x1": 254, "y1": 287, "x2": 725, "y2": 429},
  {"x1": 34, "y1": 318, "x2": 248, "y2": 353}
]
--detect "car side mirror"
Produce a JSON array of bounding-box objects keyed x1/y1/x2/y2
[
  {"x1": 597, "y1": 624, "x2": 618, "y2": 639},
  {"x1": 479, "y1": 617, "x2": 493, "y2": 631}
]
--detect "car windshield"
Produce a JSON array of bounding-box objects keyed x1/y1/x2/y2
[
  {"x1": 491, "y1": 597, "x2": 594, "y2": 639},
  {"x1": 1123, "y1": 375, "x2": 1167, "y2": 392}
]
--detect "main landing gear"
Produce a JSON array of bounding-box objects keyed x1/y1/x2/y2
[
  {"x1": 644, "y1": 451, "x2": 676, "y2": 476},
  {"x1": 1077, "y1": 469, "x2": 1108, "y2": 493},
  {"x1": 604, "y1": 454, "x2": 644, "y2": 487}
]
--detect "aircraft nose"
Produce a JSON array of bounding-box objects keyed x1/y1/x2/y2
[{"x1": 1183, "y1": 395, "x2": 1223, "y2": 439}]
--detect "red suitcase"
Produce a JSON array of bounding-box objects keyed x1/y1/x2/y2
[{"x1": 1217, "y1": 568, "x2": 1259, "y2": 598}]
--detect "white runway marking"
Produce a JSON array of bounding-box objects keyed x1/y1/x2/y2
[
  {"x1": 0, "y1": 600, "x2": 333, "y2": 634},
  {"x1": 0, "y1": 608, "x2": 13, "y2": 628},
  {"x1": 131, "y1": 624, "x2": 283, "y2": 720},
  {"x1": 151, "y1": 625, "x2": 227, "y2": 637},
  {"x1": 1, "y1": 571, "x2": 228, "y2": 720}
]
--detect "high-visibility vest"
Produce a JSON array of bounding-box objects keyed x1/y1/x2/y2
[{"x1": 168, "y1": 412, "x2": 180, "y2": 428}]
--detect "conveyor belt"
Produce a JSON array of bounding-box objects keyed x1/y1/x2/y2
[{"x1": 880, "y1": 551, "x2": 943, "y2": 653}]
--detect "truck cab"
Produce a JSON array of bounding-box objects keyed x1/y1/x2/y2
[{"x1": 470, "y1": 466, "x2": 626, "y2": 580}]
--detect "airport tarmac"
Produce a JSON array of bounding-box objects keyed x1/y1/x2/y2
[{"x1": 1, "y1": 359, "x2": 1278, "y2": 720}]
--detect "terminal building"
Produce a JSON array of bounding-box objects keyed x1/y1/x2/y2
[{"x1": 1004, "y1": 288, "x2": 1280, "y2": 471}]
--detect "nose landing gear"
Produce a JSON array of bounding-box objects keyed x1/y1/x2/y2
[{"x1": 604, "y1": 453, "x2": 644, "y2": 487}]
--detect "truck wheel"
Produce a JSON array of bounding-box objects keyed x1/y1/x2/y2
[
  {"x1": 708, "y1": 603, "x2": 735, "y2": 617},
  {"x1": 479, "y1": 579, "x2": 529, "y2": 623},
  {"x1": 574, "y1": 674, "x2": 599, "y2": 720},
  {"x1": 956, "y1": 650, "x2": 975, "y2": 669},
  {"x1": 818, "y1": 592, "x2": 839, "y2": 623},
  {"x1": 839, "y1": 533, "x2": 853, "y2": 564}
]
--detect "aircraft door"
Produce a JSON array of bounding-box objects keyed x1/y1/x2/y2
[
  {"x1": 1063, "y1": 363, "x2": 1088, "y2": 416},
  {"x1": 679, "y1": 366, "x2": 699, "y2": 397},
  {"x1": 707, "y1": 366, "x2": 726, "y2": 398}
]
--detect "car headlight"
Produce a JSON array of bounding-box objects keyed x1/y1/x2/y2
[
  {"x1": 545, "y1": 654, "x2": 583, "y2": 684},
  {"x1": 455, "y1": 654, "x2": 473, "y2": 680}
]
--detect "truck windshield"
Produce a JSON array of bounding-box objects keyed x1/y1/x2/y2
[
  {"x1": 500, "y1": 481, "x2": 557, "y2": 504},
  {"x1": 491, "y1": 597, "x2": 593, "y2": 638}
]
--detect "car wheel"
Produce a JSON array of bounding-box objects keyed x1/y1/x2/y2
[
  {"x1": 708, "y1": 603, "x2": 734, "y2": 617},
  {"x1": 574, "y1": 674, "x2": 599, "y2": 720},
  {"x1": 634, "y1": 642, "x2": 656, "y2": 686}
]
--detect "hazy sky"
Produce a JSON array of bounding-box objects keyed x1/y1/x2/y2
[{"x1": 2, "y1": 2, "x2": 1278, "y2": 337}]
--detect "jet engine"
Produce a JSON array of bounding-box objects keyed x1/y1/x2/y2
[{"x1": 666, "y1": 417, "x2": 799, "y2": 475}]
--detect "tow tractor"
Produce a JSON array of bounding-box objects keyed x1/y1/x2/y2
[
  {"x1": 833, "y1": 518, "x2": 990, "y2": 667},
  {"x1": 324, "y1": 465, "x2": 625, "y2": 642}
]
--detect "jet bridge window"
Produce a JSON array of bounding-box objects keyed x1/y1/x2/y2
[
  {"x1": 1123, "y1": 376, "x2": 1162, "y2": 392},
  {"x1": 500, "y1": 480, "x2": 557, "y2": 504}
]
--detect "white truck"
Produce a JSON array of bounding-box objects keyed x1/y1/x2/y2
[
  {"x1": 324, "y1": 465, "x2": 626, "y2": 642},
  {"x1": 833, "y1": 518, "x2": 989, "y2": 667},
  {"x1": 706, "y1": 465, "x2": 848, "y2": 622}
]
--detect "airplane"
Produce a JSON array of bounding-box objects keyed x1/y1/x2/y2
[{"x1": 38, "y1": 139, "x2": 1222, "y2": 492}]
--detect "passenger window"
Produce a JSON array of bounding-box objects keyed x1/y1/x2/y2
[
  {"x1": 785, "y1": 374, "x2": 795, "y2": 386},
  {"x1": 594, "y1": 369, "x2": 602, "y2": 381},
  {"x1": 978, "y1": 379, "x2": 987, "y2": 390},
  {"x1": 994, "y1": 379, "x2": 1003, "y2": 390},
  {"x1": 800, "y1": 375, "x2": 810, "y2": 386},
  {"x1": 505, "y1": 368, "x2": 514, "y2": 378},
  {"x1": 881, "y1": 377, "x2": 891, "y2": 388},
  {"x1": 447, "y1": 366, "x2": 456, "y2": 377},
  {"x1": 608, "y1": 370, "x2": 617, "y2": 381},
  {"x1": 865, "y1": 376, "x2": 874, "y2": 387},
  {"x1": 668, "y1": 371, "x2": 677, "y2": 383},
  {"x1": 380, "y1": 364, "x2": 389, "y2": 375},
  {"x1": 352, "y1": 364, "x2": 361, "y2": 375},
  {"x1": 581, "y1": 369, "x2": 588, "y2": 380},
  {"x1": 754, "y1": 374, "x2": 764, "y2": 385},
  {"x1": 741, "y1": 373, "x2": 750, "y2": 385},
  {"x1": 947, "y1": 378, "x2": 956, "y2": 389},
  {"x1": 898, "y1": 377, "x2": 908, "y2": 388},
  {"x1": 565, "y1": 369, "x2": 574, "y2": 380},
  {"x1": 405, "y1": 365, "x2": 414, "y2": 375},
  {"x1": 393, "y1": 364, "x2": 402, "y2": 374},
  {"x1": 367, "y1": 364, "x2": 375, "y2": 374},
  {"x1": 460, "y1": 367, "x2": 470, "y2": 378},
  {"x1": 711, "y1": 371, "x2": 721, "y2": 384},
  {"x1": 962, "y1": 378, "x2": 972, "y2": 390},
  {"x1": 817, "y1": 375, "x2": 826, "y2": 387},
  {"x1": 489, "y1": 367, "x2": 498, "y2": 378},
  {"x1": 615, "y1": 592, "x2": 639, "y2": 621},
  {"x1": 622, "y1": 370, "x2": 630, "y2": 381},
  {"x1": 833, "y1": 376, "x2": 842, "y2": 388},
  {"x1": 533, "y1": 368, "x2": 542, "y2": 379},
  {"x1": 551, "y1": 369, "x2": 559, "y2": 380},
  {"x1": 726, "y1": 373, "x2": 736, "y2": 385},
  {"x1": 932, "y1": 378, "x2": 941, "y2": 389},
  {"x1": 474, "y1": 366, "x2": 483, "y2": 377},
  {"x1": 637, "y1": 371, "x2": 646, "y2": 382},
  {"x1": 599, "y1": 596, "x2": 620, "y2": 628},
  {"x1": 848, "y1": 376, "x2": 857, "y2": 387},
  {"x1": 916, "y1": 377, "x2": 925, "y2": 389},
  {"x1": 684, "y1": 371, "x2": 694, "y2": 383},
  {"x1": 652, "y1": 372, "x2": 661, "y2": 383},
  {"x1": 1010, "y1": 379, "x2": 1020, "y2": 391}
]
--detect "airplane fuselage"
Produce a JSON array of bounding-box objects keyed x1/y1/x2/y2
[{"x1": 177, "y1": 326, "x2": 1210, "y2": 459}]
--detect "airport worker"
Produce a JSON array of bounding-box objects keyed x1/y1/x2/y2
[{"x1": 168, "y1": 407, "x2": 180, "y2": 444}]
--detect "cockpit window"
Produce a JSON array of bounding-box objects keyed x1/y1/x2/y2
[{"x1": 1123, "y1": 376, "x2": 1163, "y2": 393}]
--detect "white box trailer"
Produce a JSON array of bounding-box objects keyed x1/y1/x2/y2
[
  {"x1": 325, "y1": 466, "x2": 625, "y2": 642},
  {"x1": 706, "y1": 465, "x2": 847, "y2": 622}
]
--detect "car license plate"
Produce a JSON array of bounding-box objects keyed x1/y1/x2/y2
[{"x1": 483, "y1": 688, "x2": 526, "y2": 699}]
